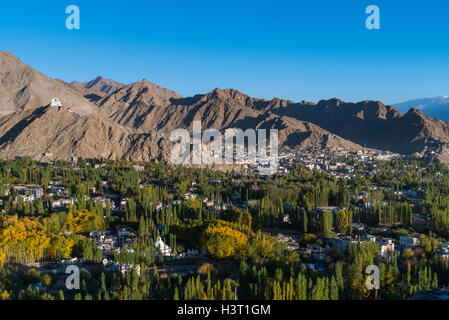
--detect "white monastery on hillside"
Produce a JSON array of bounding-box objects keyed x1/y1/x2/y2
[{"x1": 49, "y1": 98, "x2": 62, "y2": 107}]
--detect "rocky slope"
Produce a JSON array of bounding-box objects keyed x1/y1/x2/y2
[
  {"x1": 0, "y1": 106, "x2": 169, "y2": 162},
  {"x1": 97, "y1": 79, "x2": 183, "y2": 131},
  {"x1": 0, "y1": 52, "x2": 96, "y2": 115}
]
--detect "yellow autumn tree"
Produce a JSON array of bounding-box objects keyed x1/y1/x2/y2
[
  {"x1": 0, "y1": 216, "x2": 51, "y2": 263},
  {"x1": 202, "y1": 220, "x2": 248, "y2": 259},
  {"x1": 46, "y1": 236, "x2": 75, "y2": 259},
  {"x1": 0, "y1": 214, "x2": 78, "y2": 263},
  {"x1": 0, "y1": 248, "x2": 5, "y2": 266},
  {"x1": 0, "y1": 290, "x2": 10, "y2": 300},
  {"x1": 67, "y1": 210, "x2": 105, "y2": 234}
]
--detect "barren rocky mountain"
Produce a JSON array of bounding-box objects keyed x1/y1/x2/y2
[
  {"x1": 68, "y1": 76, "x2": 125, "y2": 103},
  {"x1": 97, "y1": 79, "x2": 184, "y2": 130},
  {"x1": 1, "y1": 51, "x2": 449, "y2": 164},
  {"x1": 0, "y1": 106, "x2": 168, "y2": 162},
  {"x1": 262, "y1": 97, "x2": 449, "y2": 159},
  {"x1": 97, "y1": 86, "x2": 263, "y2": 132},
  {"x1": 252, "y1": 114, "x2": 365, "y2": 151},
  {"x1": 0, "y1": 52, "x2": 96, "y2": 115},
  {"x1": 94, "y1": 82, "x2": 449, "y2": 160},
  {"x1": 71, "y1": 76, "x2": 125, "y2": 95},
  {"x1": 95, "y1": 84, "x2": 365, "y2": 150},
  {"x1": 387, "y1": 108, "x2": 449, "y2": 158}
]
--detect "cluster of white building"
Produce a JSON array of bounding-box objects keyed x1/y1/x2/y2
[
  {"x1": 154, "y1": 234, "x2": 173, "y2": 257},
  {"x1": 11, "y1": 185, "x2": 44, "y2": 203},
  {"x1": 329, "y1": 234, "x2": 396, "y2": 259}
]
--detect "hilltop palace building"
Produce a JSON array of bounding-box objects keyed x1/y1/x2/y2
[
  {"x1": 49, "y1": 98, "x2": 62, "y2": 107},
  {"x1": 49, "y1": 98, "x2": 73, "y2": 112}
]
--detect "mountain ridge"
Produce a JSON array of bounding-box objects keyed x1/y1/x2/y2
[
  {"x1": 71, "y1": 76, "x2": 125, "y2": 95},
  {"x1": 1, "y1": 51, "x2": 449, "y2": 164},
  {"x1": 394, "y1": 96, "x2": 449, "y2": 122}
]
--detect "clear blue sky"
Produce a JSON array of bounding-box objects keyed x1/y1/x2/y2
[{"x1": 1, "y1": 0, "x2": 449, "y2": 104}]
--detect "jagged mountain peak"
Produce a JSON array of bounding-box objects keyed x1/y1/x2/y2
[
  {"x1": 317, "y1": 98, "x2": 343, "y2": 107},
  {"x1": 402, "y1": 107, "x2": 431, "y2": 123},
  {"x1": 71, "y1": 76, "x2": 124, "y2": 94},
  {"x1": 408, "y1": 107, "x2": 426, "y2": 115},
  {"x1": 207, "y1": 87, "x2": 251, "y2": 101},
  {"x1": 105, "y1": 79, "x2": 182, "y2": 104},
  {"x1": 405, "y1": 107, "x2": 425, "y2": 117}
]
